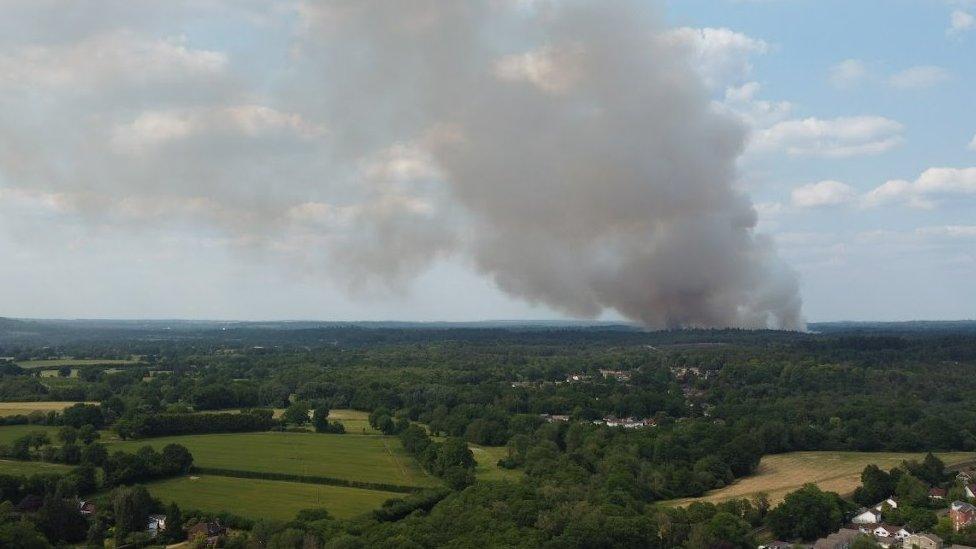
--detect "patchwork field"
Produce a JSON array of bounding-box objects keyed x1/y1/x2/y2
[
  {"x1": 146, "y1": 475, "x2": 401, "y2": 521},
  {"x1": 15, "y1": 358, "x2": 140, "y2": 369},
  {"x1": 0, "y1": 424, "x2": 61, "y2": 444},
  {"x1": 668, "y1": 451, "x2": 974, "y2": 506},
  {"x1": 470, "y1": 444, "x2": 521, "y2": 482},
  {"x1": 0, "y1": 459, "x2": 74, "y2": 476},
  {"x1": 0, "y1": 402, "x2": 93, "y2": 417},
  {"x1": 107, "y1": 432, "x2": 437, "y2": 488}
]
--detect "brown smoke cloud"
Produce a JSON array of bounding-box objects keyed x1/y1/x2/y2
[{"x1": 0, "y1": 0, "x2": 803, "y2": 329}]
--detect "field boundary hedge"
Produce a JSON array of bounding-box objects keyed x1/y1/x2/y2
[{"x1": 192, "y1": 467, "x2": 424, "y2": 494}]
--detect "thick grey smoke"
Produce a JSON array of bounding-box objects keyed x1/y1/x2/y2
[{"x1": 0, "y1": 0, "x2": 803, "y2": 328}]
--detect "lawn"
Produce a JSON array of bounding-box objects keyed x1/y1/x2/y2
[
  {"x1": 15, "y1": 358, "x2": 139, "y2": 369},
  {"x1": 0, "y1": 424, "x2": 61, "y2": 443},
  {"x1": 145, "y1": 475, "x2": 401, "y2": 521},
  {"x1": 0, "y1": 459, "x2": 74, "y2": 476},
  {"x1": 668, "y1": 451, "x2": 975, "y2": 506},
  {"x1": 106, "y1": 432, "x2": 438, "y2": 488},
  {"x1": 470, "y1": 444, "x2": 522, "y2": 482}
]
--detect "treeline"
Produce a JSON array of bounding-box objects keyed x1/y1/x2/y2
[
  {"x1": 115, "y1": 409, "x2": 278, "y2": 439},
  {"x1": 398, "y1": 425, "x2": 477, "y2": 489}
]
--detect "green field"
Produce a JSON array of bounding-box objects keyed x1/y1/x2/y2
[
  {"x1": 107, "y1": 432, "x2": 437, "y2": 488},
  {"x1": 0, "y1": 459, "x2": 74, "y2": 476},
  {"x1": 669, "y1": 451, "x2": 975, "y2": 506},
  {"x1": 0, "y1": 424, "x2": 61, "y2": 443},
  {"x1": 15, "y1": 358, "x2": 139, "y2": 369},
  {"x1": 146, "y1": 475, "x2": 401, "y2": 521},
  {"x1": 0, "y1": 402, "x2": 94, "y2": 417},
  {"x1": 470, "y1": 444, "x2": 522, "y2": 482}
]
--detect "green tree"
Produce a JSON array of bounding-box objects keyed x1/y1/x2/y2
[
  {"x1": 313, "y1": 406, "x2": 330, "y2": 432},
  {"x1": 283, "y1": 402, "x2": 311, "y2": 425},
  {"x1": 766, "y1": 484, "x2": 848, "y2": 541},
  {"x1": 57, "y1": 426, "x2": 78, "y2": 445}
]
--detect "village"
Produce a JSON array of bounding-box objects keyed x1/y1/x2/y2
[{"x1": 763, "y1": 468, "x2": 976, "y2": 549}]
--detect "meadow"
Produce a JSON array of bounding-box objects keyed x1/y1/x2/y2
[
  {"x1": 145, "y1": 475, "x2": 402, "y2": 521},
  {"x1": 469, "y1": 444, "x2": 521, "y2": 482},
  {"x1": 0, "y1": 458, "x2": 74, "y2": 475},
  {"x1": 15, "y1": 358, "x2": 140, "y2": 369},
  {"x1": 0, "y1": 424, "x2": 61, "y2": 443},
  {"x1": 668, "y1": 451, "x2": 975, "y2": 506},
  {"x1": 106, "y1": 431, "x2": 438, "y2": 488},
  {"x1": 0, "y1": 402, "x2": 93, "y2": 417}
]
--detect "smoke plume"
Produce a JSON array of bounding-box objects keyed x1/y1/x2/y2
[{"x1": 0, "y1": 0, "x2": 803, "y2": 329}]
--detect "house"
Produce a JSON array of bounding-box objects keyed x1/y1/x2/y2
[
  {"x1": 852, "y1": 508, "x2": 883, "y2": 524},
  {"x1": 187, "y1": 520, "x2": 226, "y2": 545},
  {"x1": 539, "y1": 414, "x2": 569, "y2": 423},
  {"x1": 813, "y1": 528, "x2": 861, "y2": 549},
  {"x1": 957, "y1": 471, "x2": 974, "y2": 483},
  {"x1": 874, "y1": 498, "x2": 898, "y2": 511},
  {"x1": 599, "y1": 369, "x2": 632, "y2": 382},
  {"x1": 873, "y1": 524, "x2": 910, "y2": 540},
  {"x1": 950, "y1": 501, "x2": 976, "y2": 531},
  {"x1": 78, "y1": 500, "x2": 96, "y2": 516},
  {"x1": 966, "y1": 484, "x2": 976, "y2": 500},
  {"x1": 596, "y1": 416, "x2": 657, "y2": 429},
  {"x1": 904, "y1": 533, "x2": 943, "y2": 549},
  {"x1": 147, "y1": 514, "x2": 167, "y2": 538},
  {"x1": 930, "y1": 488, "x2": 948, "y2": 500},
  {"x1": 758, "y1": 542, "x2": 796, "y2": 549}
]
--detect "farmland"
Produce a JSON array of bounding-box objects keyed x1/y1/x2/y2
[
  {"x1": 0, "y1": 458, "x2": 74, "y2": 476},
  {"x1": 14, "y1": 358, "x2": 140, "y2": 369},
  {"x1": 0, "y1": 401, "x2": 94, "y2": 417},
  {"x1": 106, "y1": 431, "x2": 438, "y2": 488},
  {"x1": 145, "y1": 475, "x2": 401, "y2": 521},
  {"x1": 0, "y1": 424, "x2": 60, "y2": 444},
  {"x1": 667, "y1": 451, "x2": 975, "y2": 506}
]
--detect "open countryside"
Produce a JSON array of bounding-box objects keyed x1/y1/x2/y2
[
  {"x1": 105, "y1": 431, "x2": 437, "y2": 488},
  {"x1": 668, "y1": 451, "x2": 976, "y2": 506},
  {"x1": 145, "y1": 475, "x2": 403, "y2": 521}
]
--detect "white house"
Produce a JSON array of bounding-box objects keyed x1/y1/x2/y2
[
  {"x1": 965, "y1": 483, "x2": 976, "y2": 499},
  {"x1": 873, "y1": 497, "x2": 898, "y2": 511},
  {"x1": 147, "y1": 515, "x2": 167, "y2": 538},
  {"x1": 852, "y1": 507, "x2": 883, "y2": 524}
]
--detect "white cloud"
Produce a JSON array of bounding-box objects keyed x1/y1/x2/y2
[
  {"x1": 660, "y1": 27, "x2": 768, "y2": 89},
  {"x1": 716, "y1": 81, "x2": 792, "y2": 128},
  {"x1": 916, "y1": 225, "x2": 976, "y2": 238},
  {"x1": 791, "y1": 180, "x2": 857, "y2": 208},
  {"x1": 863, "y1": 167, "x2": 976, "y2": 208},
  {"x1": 888, "y1": 66, "x2": 951, "y2": 89},
  {"x1": 0, "y1": 31, "x2": 226, "y2": 90},
  {"x1": 949, "y1": 10, "x2": 975, "y2": 35},
  {"x1": 752, "y1": 116, "x2": 904, "y2": 158},
  {"x1": 829, "y1": 59, "x2": 868, "y2": 89},
  {"x1": 111, "y1": 105, "x2": 323, "y2": 153}
]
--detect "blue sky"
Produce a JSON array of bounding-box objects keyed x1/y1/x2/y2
[{"x1": 0, "y1": 1, "x2": 972, "y2": 324}]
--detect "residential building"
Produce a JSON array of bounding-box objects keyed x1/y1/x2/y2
[
  {"x1": 852, "y1": 508, "x2": 883, "y2": 524},
  {"x1": 950, "y1": 501, "x2": 976, "y2": 531},
  {"x1": 904, "y1": 532, "x2": 943, "y2": 549}
]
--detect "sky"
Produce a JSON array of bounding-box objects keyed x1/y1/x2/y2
[{"x1": 0, "y1": 0, "x2": 973, "y2": 324}]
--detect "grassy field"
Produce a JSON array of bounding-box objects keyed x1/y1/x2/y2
[
  {"x1": 0, "y1": 402, "x2": 94, "y2": 417},
  {"x1": 470, "y1": 444, "x2": 522, "y2": 482},
  {"x1": 669, "y1": 451, "x2": 975, "y2": 506},
  {"x1": 39, "y1": 369, "x2": 79, "y2": 378},
  {"x1": 146, "y1": 475, "x2": 401, "y2": 521},
  {"x1": 0, "y1": 459, "x2": 74, "y2": 476},
  {"x1": 107, "y1": 432, "x2": 437, "y2": 487},
  {"x1": 0, "y1": 424, "x2": 61, "y2": 444},
  {"x1": 327, "y1": 409, "x2": 379, "y2": 435},
  {"x1": 15, "y1": 358, "x2": 139, "y2": 369}
]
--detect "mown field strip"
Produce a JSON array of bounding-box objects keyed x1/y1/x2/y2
[
  {"x1": 667, "y1": 451, "x2": 974, "y2": 506},
  {"x1": 106, "y1": 431, "x2": 438, "y2": 487},
  {"x1": 146, "y1": 475, "x2": 402, "y2": 521},
  {"x1": 0, "y1": 459, "x2": 75, "y2": 475}
]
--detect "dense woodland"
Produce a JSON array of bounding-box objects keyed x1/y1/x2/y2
[{"x1": 0, "y1": 318, "x2": 975, "y2": 547}]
